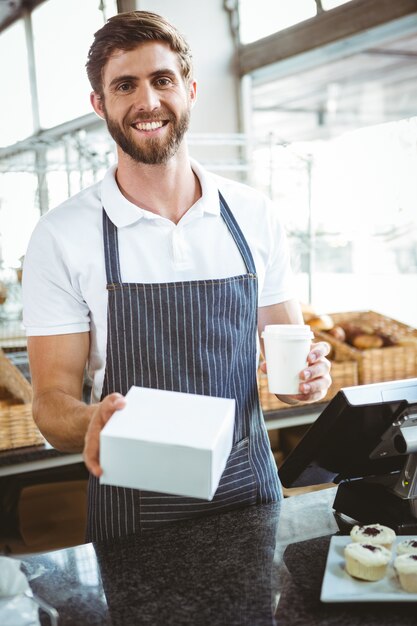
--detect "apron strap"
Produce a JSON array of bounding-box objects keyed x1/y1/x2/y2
[
  {"x1": 102, "y1": 209, "x2": 122, "y2": 284},
  {"x1": 218, "y1": 191, "x2": 257, "y2": 275}
]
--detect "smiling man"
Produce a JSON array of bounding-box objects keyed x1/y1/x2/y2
[
  {"x1": 22, "y1": 11, "x2": 331, "y2": 542},
  {"x1": 97, "y1": 44, "x2": 193, "y2": 166}
]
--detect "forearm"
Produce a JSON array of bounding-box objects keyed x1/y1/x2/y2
[
  {"x1": 27, "y1": 333, "x2": 92, "y2": 452},
  {"x1": 32, "y1": 387, "x2": 95, "y2": 452}
]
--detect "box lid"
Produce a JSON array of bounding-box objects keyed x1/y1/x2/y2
[{"x1": 102, "y1": 386, "x2": 235, "y2": 450}]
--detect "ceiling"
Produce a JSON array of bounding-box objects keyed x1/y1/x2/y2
[
  {"x1": 0, "y1": 0, "x2": 44, "y2": 33},
  {"x1": 251, "y1": 27, "x2": 417, "y2": 143},
  {"x1": 244, "y1": 1, "x2": 417, "y2": 142}
]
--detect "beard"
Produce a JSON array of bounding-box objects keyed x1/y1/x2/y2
[{"x1": 103, "y1": 106, "x2": 191, "y2": 165}]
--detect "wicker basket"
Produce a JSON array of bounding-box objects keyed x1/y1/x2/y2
[
  {"x1": 0, "y1": 348, "x2": 32, "y2": 404},
  {"x1": 0, "y1": 347, "x2": 43, "y2": 451},
  {"x1": 317, "y1": 310, "x2": 417, "y2": 385},
  {"x1": 0, "y1": 399, "x2": 44, "y2": 451},
  {"x1": 257, "y1": 358, "x2": 358, "y2": 412}
]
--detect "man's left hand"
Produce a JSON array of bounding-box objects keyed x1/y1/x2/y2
[{"x1": 260, "y1": 340, "x2": 332, "y2": 405}]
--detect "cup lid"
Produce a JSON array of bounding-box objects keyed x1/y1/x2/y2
[{"x1": 261, "y1": 324, "x2": 314, "y2": 339}]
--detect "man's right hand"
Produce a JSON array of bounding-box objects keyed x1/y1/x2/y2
[{"x1": 83, "y1": 393, "x2": 126, "y2": 477}]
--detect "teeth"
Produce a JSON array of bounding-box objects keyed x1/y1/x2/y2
[{"x1": 135, "y1": 121, "x2": 163, "y2": 131}]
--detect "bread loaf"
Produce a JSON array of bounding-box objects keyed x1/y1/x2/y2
[
  {"x1": 307, "y1": 314, "x2": 334, "y2": 332},
  {"x1": 352, "y1": 334, "x2": 384, "y2": 350},
  {"x1": 327, "y1": 325, "x2": 346, "y2": 342}
]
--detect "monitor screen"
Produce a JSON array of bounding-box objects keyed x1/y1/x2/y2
[{"x1": 278, "y1": 378, "x2": 417, "y2": 489}]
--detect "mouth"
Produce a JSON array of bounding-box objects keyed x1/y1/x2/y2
[{"x1": 131, "y1": 120, "x2": 169, "y2": 132}]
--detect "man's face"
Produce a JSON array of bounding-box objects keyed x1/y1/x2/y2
[{"x1": 92, "y1": 42, "x2": 196, "y2": 165}]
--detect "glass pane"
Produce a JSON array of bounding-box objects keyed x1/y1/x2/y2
[
  {"x1": 322, "y1": 0, "x2": 353, "y2": 9},
  {"x1": 32, "y1": 0, "x2": 118, "y2": 129},
  {"x1": 44, "y1": 128, "x2": 115, "y2": 208},
  {"x1": 250, "y1": 118, "x2": 417, "y2": 327},
  {"x1": 239, "y1": 0, "x2": 317, "y2": 44},
  {"x1": 0, "y1": 168, "x2": 39, "y2": 269},
  {"x1": 0, "y1": 21, "x2": 33, "y2": 146}
]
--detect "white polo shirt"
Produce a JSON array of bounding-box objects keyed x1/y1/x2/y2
[{"x1": 23, "y1": 158, "x2": 295, "y2": 401}]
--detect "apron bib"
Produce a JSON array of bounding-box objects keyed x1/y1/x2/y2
[{"x1": 86, "y1": 192, "x2": 281, "y2": 541}]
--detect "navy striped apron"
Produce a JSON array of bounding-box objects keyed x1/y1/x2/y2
[{"x1": 86, "y1": 192, "x2": 281, "y2": 541}]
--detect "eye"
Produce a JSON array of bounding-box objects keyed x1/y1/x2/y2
[
  {"x1": 117, "y1": 82, "x2": 133, "y2": 92},
  {"x1": 155, "y1": 77, "x2": 173, "y2": 88}
]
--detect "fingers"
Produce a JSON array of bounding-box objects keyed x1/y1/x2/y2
[
  {"x1": 298, "y1": 361, "x2": 332, "y2": 401},
  {"x1": 293, "y1": 343, "x2": 332, "y2": 402},
  {"x1": 303, "y1": 342, "x2": 331, "y2": 380},
  {"x1": 298, "y1": 375, "x2": 331, "y2": 400},
  {"x1": 83, "y1": 393, "x2": 126, "y2": 478},
  {"x1": 301, "y1": 359, "x2": 331, "y2": 383},
  {"x1": 307, "y1": 341, "x2": 331, "y2": 362},
  {"x1": 83, "y1": 413, "x2": 103, "y2": 478},
  {"x1": 100, "y1": 392, "x2": 126, "y2": 424}
]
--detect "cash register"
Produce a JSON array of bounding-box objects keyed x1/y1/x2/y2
[{"x1": 279, "y1": 378, "x2": 417, "y2": 534}]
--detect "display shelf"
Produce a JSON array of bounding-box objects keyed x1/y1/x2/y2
[{"x1": 264, "y1": 401, "x2": 327, "y2": 430}]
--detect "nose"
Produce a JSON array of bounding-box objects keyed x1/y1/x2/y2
[{"x1": 135, "y1": 82, "x2": 160, "y2": 113}]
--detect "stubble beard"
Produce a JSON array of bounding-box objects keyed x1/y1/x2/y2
[{"x1": 103, "y1": 106, "x2": 191, "y2": 165}]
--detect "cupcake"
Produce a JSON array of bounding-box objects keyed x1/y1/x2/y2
[
  {"x1": 350, "y1": 523, "x2": 396, "y2": 550},
  {"x1": 394, "y1": 554, "x2": 417, "y2": 593},
  {"x1": 397, "y1": 539, "x2": 417, "y2": 556},
  {"x1": 344, "y1": 542, "x2": 391, "y2": 581}
]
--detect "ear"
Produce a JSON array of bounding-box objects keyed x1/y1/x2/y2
[
  {"x1": 90, "y1": 91, "x2": 105, "y2": 119},
  {"x1": 189, "y1": 80, "x2": 197, "y2": 108}
]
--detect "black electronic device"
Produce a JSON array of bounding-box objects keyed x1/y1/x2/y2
[{"x1": 278, "y1": 378, "x2": 417, "y2": 534}]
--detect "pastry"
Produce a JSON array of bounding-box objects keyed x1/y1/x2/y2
[
  {"x1": 397, "y1": 539, "x2": 417, "y2": 556},
  {"x1": 327, "y1": 325, "x2": 346, "y2": 342},
  {"x1": 352, "y1": 334, "x2": 384, "y2": 350},
  {"x1": 394, "y1": 553, "x2": 417, "y2": 593},
  {"x1": 350, "y1": 523, "x2": 396, "y2": 550},
  {"x1": 307, "y1": 314, "x2": 334, "y2": 331},
  {"x1": 344, "y1": 542, "x2": 391, "y2": 581}
]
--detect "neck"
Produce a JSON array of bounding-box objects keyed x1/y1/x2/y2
[{"x1": 115, "y1": 146, "x2": 201, "y2": 224}]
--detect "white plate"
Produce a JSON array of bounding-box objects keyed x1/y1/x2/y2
[{"x1": 321, "y1": 535, "x2": 417, "y2": 603}]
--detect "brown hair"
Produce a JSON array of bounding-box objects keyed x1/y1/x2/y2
[{"x1": 86, "y1": 11, "x2": 193, "y2": 97}]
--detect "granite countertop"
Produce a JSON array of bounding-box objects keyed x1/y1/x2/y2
[
  {"x1": 10, "y1": 487, "x2": 417, "y2": 626},
  {"x1": 20, "y1": 501, "x2": 282, "y2": 626}
]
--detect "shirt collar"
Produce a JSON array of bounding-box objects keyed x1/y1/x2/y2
[{"x1": 101, "y1": 159, "x2": 220, "y2": 228}]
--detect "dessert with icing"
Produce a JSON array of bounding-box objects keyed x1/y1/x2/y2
[
  {"x1": 397, "y1": 539, "x2": 417, "y2": 556},
  {"x1": 350, "y1": 523, "x2": 396, "y2": 550},
  {"x1": 344, "y1": 542, "x2": 391, "y2": 581},
  {"x1": 394, "y1": 553, "x2": 417, "y2": 593}
]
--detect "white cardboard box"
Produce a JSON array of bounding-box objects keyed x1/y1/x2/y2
[{"x1": 100, "y1": 386, "x2": 235, "y2": 500}]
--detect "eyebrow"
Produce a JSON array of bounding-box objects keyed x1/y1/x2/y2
[
  {"x1": 150, "y1": 68, "x2": 178, "y2": 79},
  {"x1": 108, "y1": 68, "x2": 178, "y2": 89},
  {"x1": 108, "y1": 75, "x2": 137, "y2": 89}
]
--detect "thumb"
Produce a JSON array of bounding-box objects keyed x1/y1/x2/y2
[
  {"x1": 84, "y1": 393, "x2": 126, "y2": 477},
  {"x1": 100, "y1": 392, "x2": 126, "y2": 425}
]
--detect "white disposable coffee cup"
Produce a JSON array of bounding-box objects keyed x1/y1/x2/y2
[{"x1": 261, "y1": 324, "x2": 314, "y2": 395}]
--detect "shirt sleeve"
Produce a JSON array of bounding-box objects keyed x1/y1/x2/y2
[
  {"x1": 22, "y1": 216, "x2": 90, "y2": 336},
  {"x1": 258, "y1": 197, "x2": 296, "y2": 308}
]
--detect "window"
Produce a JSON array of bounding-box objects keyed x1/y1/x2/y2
[
  {"x1": 32, "y1": 0, "x2": 118, "y2": 129},
  {"x1": 0, "y1": 21, "x2": 33, "y2": 146},
  {"x1": 321, "y1": 0, "x2": 353, "y2": 9},
  {"x1": 239, "y1": 0, "x2": 317, "y2": 44},
  {"x1": 250, "y1": 119, "x2": 417, "y2": 326},
  {"x1": 0, "y1": 164, "x2": 39, "y2": 269}
]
